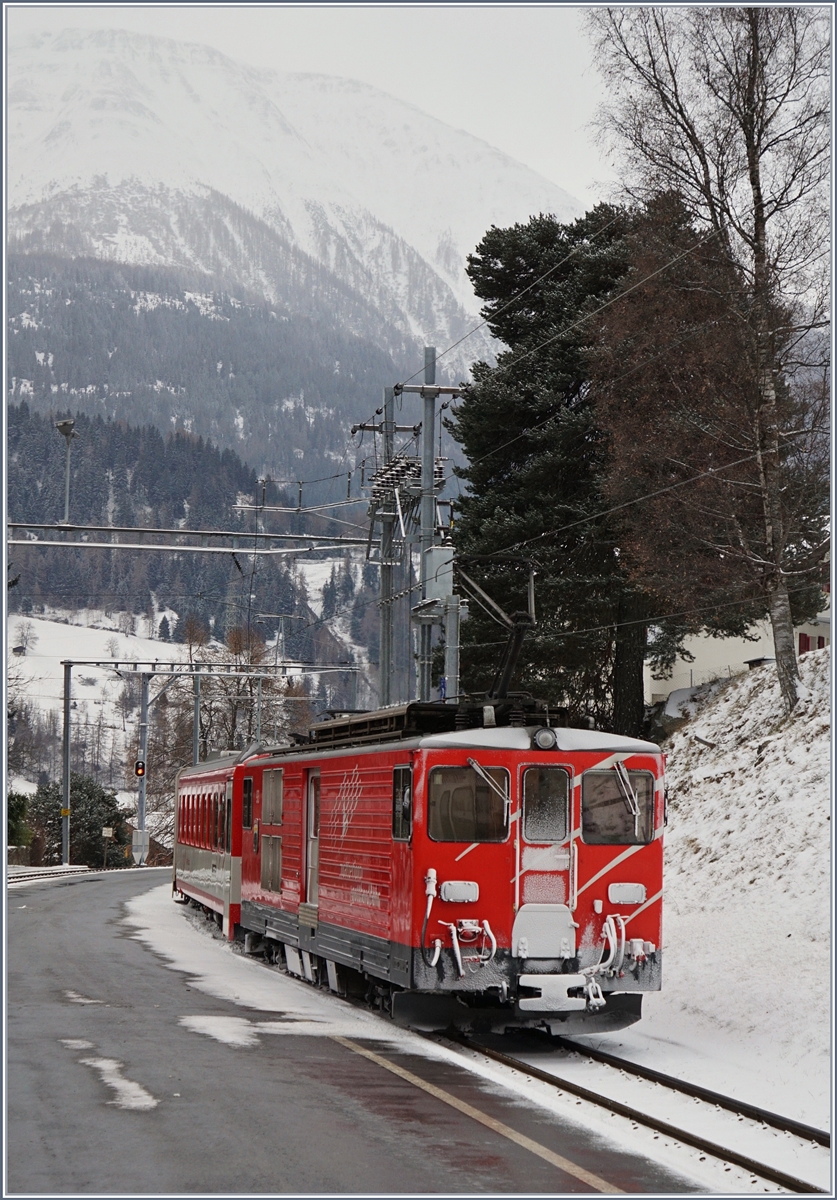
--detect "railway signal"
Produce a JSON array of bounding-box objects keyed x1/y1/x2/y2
[{"x1": 134, "y1": 759, "x2": 146, "y2": 777}]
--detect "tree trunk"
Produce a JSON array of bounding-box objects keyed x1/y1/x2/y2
[
  {"x1": 612, "y1": 593, "x2": 646, "y2": 737},
  {"x1": 767, "y1": 575, "x2": 800, "y2": 714}
]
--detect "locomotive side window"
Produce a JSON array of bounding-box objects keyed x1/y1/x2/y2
[
  {"x1": 263, "y1": 769, "x2": 284, "y2": 825},
  {"x1": 427, "y1": 766, "x2": 509, "y2": 842},
  {"x1": 582, "y1": 769, "x2": 655, "y2": 844},
  {"x1": 523, "y1": 767, "x2": 569, "y2": 843},
  {"x1": 392, "y1": 767, "x2": 412, "y2": 840},
  {"x1": 242, "y1": 777, "x2": 253, "y2": 830},
  {"x1": 225, "y1": 780, "x2": 232, "y2": 852},
  {"x1": 261, "y1": 835, "x2": 282, "y2": 892}
]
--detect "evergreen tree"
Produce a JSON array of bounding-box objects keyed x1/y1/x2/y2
[
  {"x1": 27, "y1": 774, "x2": 131, "y2": 868},
  {"x1": 450, "y1": 206, "x2": 652, "y2": 731},
  {"x1": 7, "y1": 791, "x2": 31, "y2": 846},
  {"x1": 158, "y1": 616, "x2": 171, "y2": 641}
]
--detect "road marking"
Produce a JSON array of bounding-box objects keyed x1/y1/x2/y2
[
  {"x1": 65, "y1": 990, "x2": 102, "y2": 1005},
  {"x1": 331, "y1": 1036, "x2": 621, "y2": 1193}
]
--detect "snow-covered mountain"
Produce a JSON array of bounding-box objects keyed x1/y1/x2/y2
[{"x1": 8, "y1": 28, "x2": 582, "y2": 378}]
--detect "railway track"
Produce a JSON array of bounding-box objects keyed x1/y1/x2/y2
[
  {"x1": 444, "y1": 1033, "x2": 829, "y2": 1194},
  {"x1": 550, "y1": 1034, "x2": 829, "y2": 1148},
  {"x1": 7, "y1": 867, "x2": 91, "y2": 885},
  {"x1": 7, "y1": 866, "x2": 169, "y2": 886}
]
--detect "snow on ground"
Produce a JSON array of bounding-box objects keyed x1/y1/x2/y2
[
  {"x1": 7, "y1": 611, "x2": 186, "y2": 719},
  {"x1": 578, "y1": 648, "x2": 832, "y2": 1130}
]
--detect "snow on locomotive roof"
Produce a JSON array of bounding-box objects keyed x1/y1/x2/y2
[{"x1": 420, "y1": 726, "x2": 661, "y2": 754}]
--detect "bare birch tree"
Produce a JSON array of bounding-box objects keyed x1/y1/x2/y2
[{"x1": 587, "y1": 6, "x2": 830, "y2": 711}]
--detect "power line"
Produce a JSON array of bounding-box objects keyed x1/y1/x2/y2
[
  {"x1": 460, "y1": 581, "x2": 817, "y2": 646},
  {"x1": 396, "y1": 212, "x2": 626, "y2": 389},
  {"x1": 495, "y1": 451, "x2": 768, "y2": 556},
  {"x1": 437, "y1": 315, "x2": 726, "y2": 489}
]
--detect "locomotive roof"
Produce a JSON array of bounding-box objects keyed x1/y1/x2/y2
[
  {"x1": 417, "y1": 727, "x2": 661, "y2": 754},
  {"x1": 177, "y1": 724, "x2": 661, "y2": 777}
]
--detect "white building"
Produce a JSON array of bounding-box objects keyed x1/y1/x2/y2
[{"x1": 644, "y1": 600, "x2": 830, "y2": 705}]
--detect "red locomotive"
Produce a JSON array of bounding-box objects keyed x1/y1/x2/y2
[{"x1": 173, "y1": 695, "x2": 664, "y2": 1034}]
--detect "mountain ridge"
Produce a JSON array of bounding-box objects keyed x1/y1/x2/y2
[{"x1": 9, "y1": 26, "x2": 581, "y2": 378}]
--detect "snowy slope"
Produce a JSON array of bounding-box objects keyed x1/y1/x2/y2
[
  {"x1": 8, "y1": 28, "x2": 582, "y2": 376},
  {"x1": 588, "y1": 648, "x2": 832, "y2": 1128},
  {"x1": 8, "y1": 611, "x2": 178, "y2": 716}
]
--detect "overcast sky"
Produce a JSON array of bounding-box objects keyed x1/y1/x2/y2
[{"x1": 8, "y1": 4, "x2": 616, "y2": 207}]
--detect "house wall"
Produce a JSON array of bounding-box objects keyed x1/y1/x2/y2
[{"x1": 644, "y1": 607, "x2": 831, "y2": 705}]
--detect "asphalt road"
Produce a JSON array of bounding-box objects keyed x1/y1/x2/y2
[{"x1": 7, "y1": 871, "x2": 695, "y2": 1194}]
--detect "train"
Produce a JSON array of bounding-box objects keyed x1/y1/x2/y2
[{"x1": 172, "y1": 691, "x2": 665, "y2": 1035}]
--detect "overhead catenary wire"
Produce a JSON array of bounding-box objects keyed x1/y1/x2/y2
[
  {"x1": 396, "y1": 211, "x2": 626, "y2": 390},
  {"x1": 434, "y1": 314, "x2": 732, "y2": 490}
]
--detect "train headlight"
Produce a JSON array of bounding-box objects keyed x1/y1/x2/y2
[{"x1": 532, "y1": 727, "x2": 557, "y2": 751}]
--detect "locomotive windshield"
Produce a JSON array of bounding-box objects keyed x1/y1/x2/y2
[
  {"x1": 427, "y1": 766, "x2": 509, "y2": 842},
  {"x1": 522, "y1": 767, "x2": 569, "y2": 843},
  {"x1": 581, "y1": 769, "x2": 655, "y2": 844}
]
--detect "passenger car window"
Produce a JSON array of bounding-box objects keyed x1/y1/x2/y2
[
  {"x1": 582, "y1": 769, "x2": 655, "y2": 845},
  {"x1": 523, "y1": 767, "x2": 569, "y2": 843},
  {"x1": 242, "y1": 777, "x2": 253, "y2": 830},
  {"x1": 428, "y1": 766, "x2": 509, "y2": 842},
  {"x1": 392, "y1": 767, "x2": 412, "y2": 840}
]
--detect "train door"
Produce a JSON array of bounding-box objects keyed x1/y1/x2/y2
[
  {"x1": 511, "y1": 765, "x2": 577, "y2": 963},
  {"x1": 304, "y1": 769, "x2": 320, "y2": 908},
  {"x1": 390, "y1": 763, "x2": 414, "y2": 981}
]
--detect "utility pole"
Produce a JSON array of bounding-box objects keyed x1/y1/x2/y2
[
  {"x1": 443, "y1": 590, "x2": 460, "y2": 703},
  {"x1": 393, "y1": 357, "x2": 464, "y2": 704},
  {"x1": 136, "y1": 673, "x2": 149, "y2": 865},
  {"x1": 379, "y1": 387, "x2": 395, "y2": 706},
  {"x1": 61, "y1": 663, "x2": 72, "y2": 864},
  {"x1": 418, "y1": 348, "x2": 437, "y2": 701},
  {"x1": 192, "y1": 669, "x2": 201, "y2": 765}
]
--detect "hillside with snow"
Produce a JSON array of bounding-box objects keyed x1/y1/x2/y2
[
  {"x1": 7, "y1": 28, "x2": 581, "y2": 380},
  {"x1": 594, "y1": 648, "x2": 832, "y2": 1128}
]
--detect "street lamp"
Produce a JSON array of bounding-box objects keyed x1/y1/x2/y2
[{"x1": 55, "y1": 418, "x2": 77, "y2": 524}]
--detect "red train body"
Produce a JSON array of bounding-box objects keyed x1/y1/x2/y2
[{"x1": 173, "y1": 702, "x2": 664, "y2": 1033}]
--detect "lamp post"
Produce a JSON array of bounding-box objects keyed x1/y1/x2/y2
[{"x1": 55, "y1": 418, "x2": 77, "y2": 525}]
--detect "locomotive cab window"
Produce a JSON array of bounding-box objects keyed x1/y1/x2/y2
[
  {"x1": 242, "y1": 777, "x2": 253, "y2": 830},
  {"x1": 523, "y1": 767, "x2": 569, "y2": 843},
  {"x1": 582, "y1": 768, "x2": 655, "y2": 845},
  {"x1": 392, "y1": 767, "x2": 412, "y2": 840},
  {"x1": 428, "y1": 765, "x2": 509, "y2": 843}
]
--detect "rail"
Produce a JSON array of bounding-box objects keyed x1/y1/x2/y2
[
  {"x1": 551, "y1": 1034, "x2": 829, "y2": 1147},
  {"x1": 443, "y1": 1033, "x2": 828, "y2": 1195}
]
